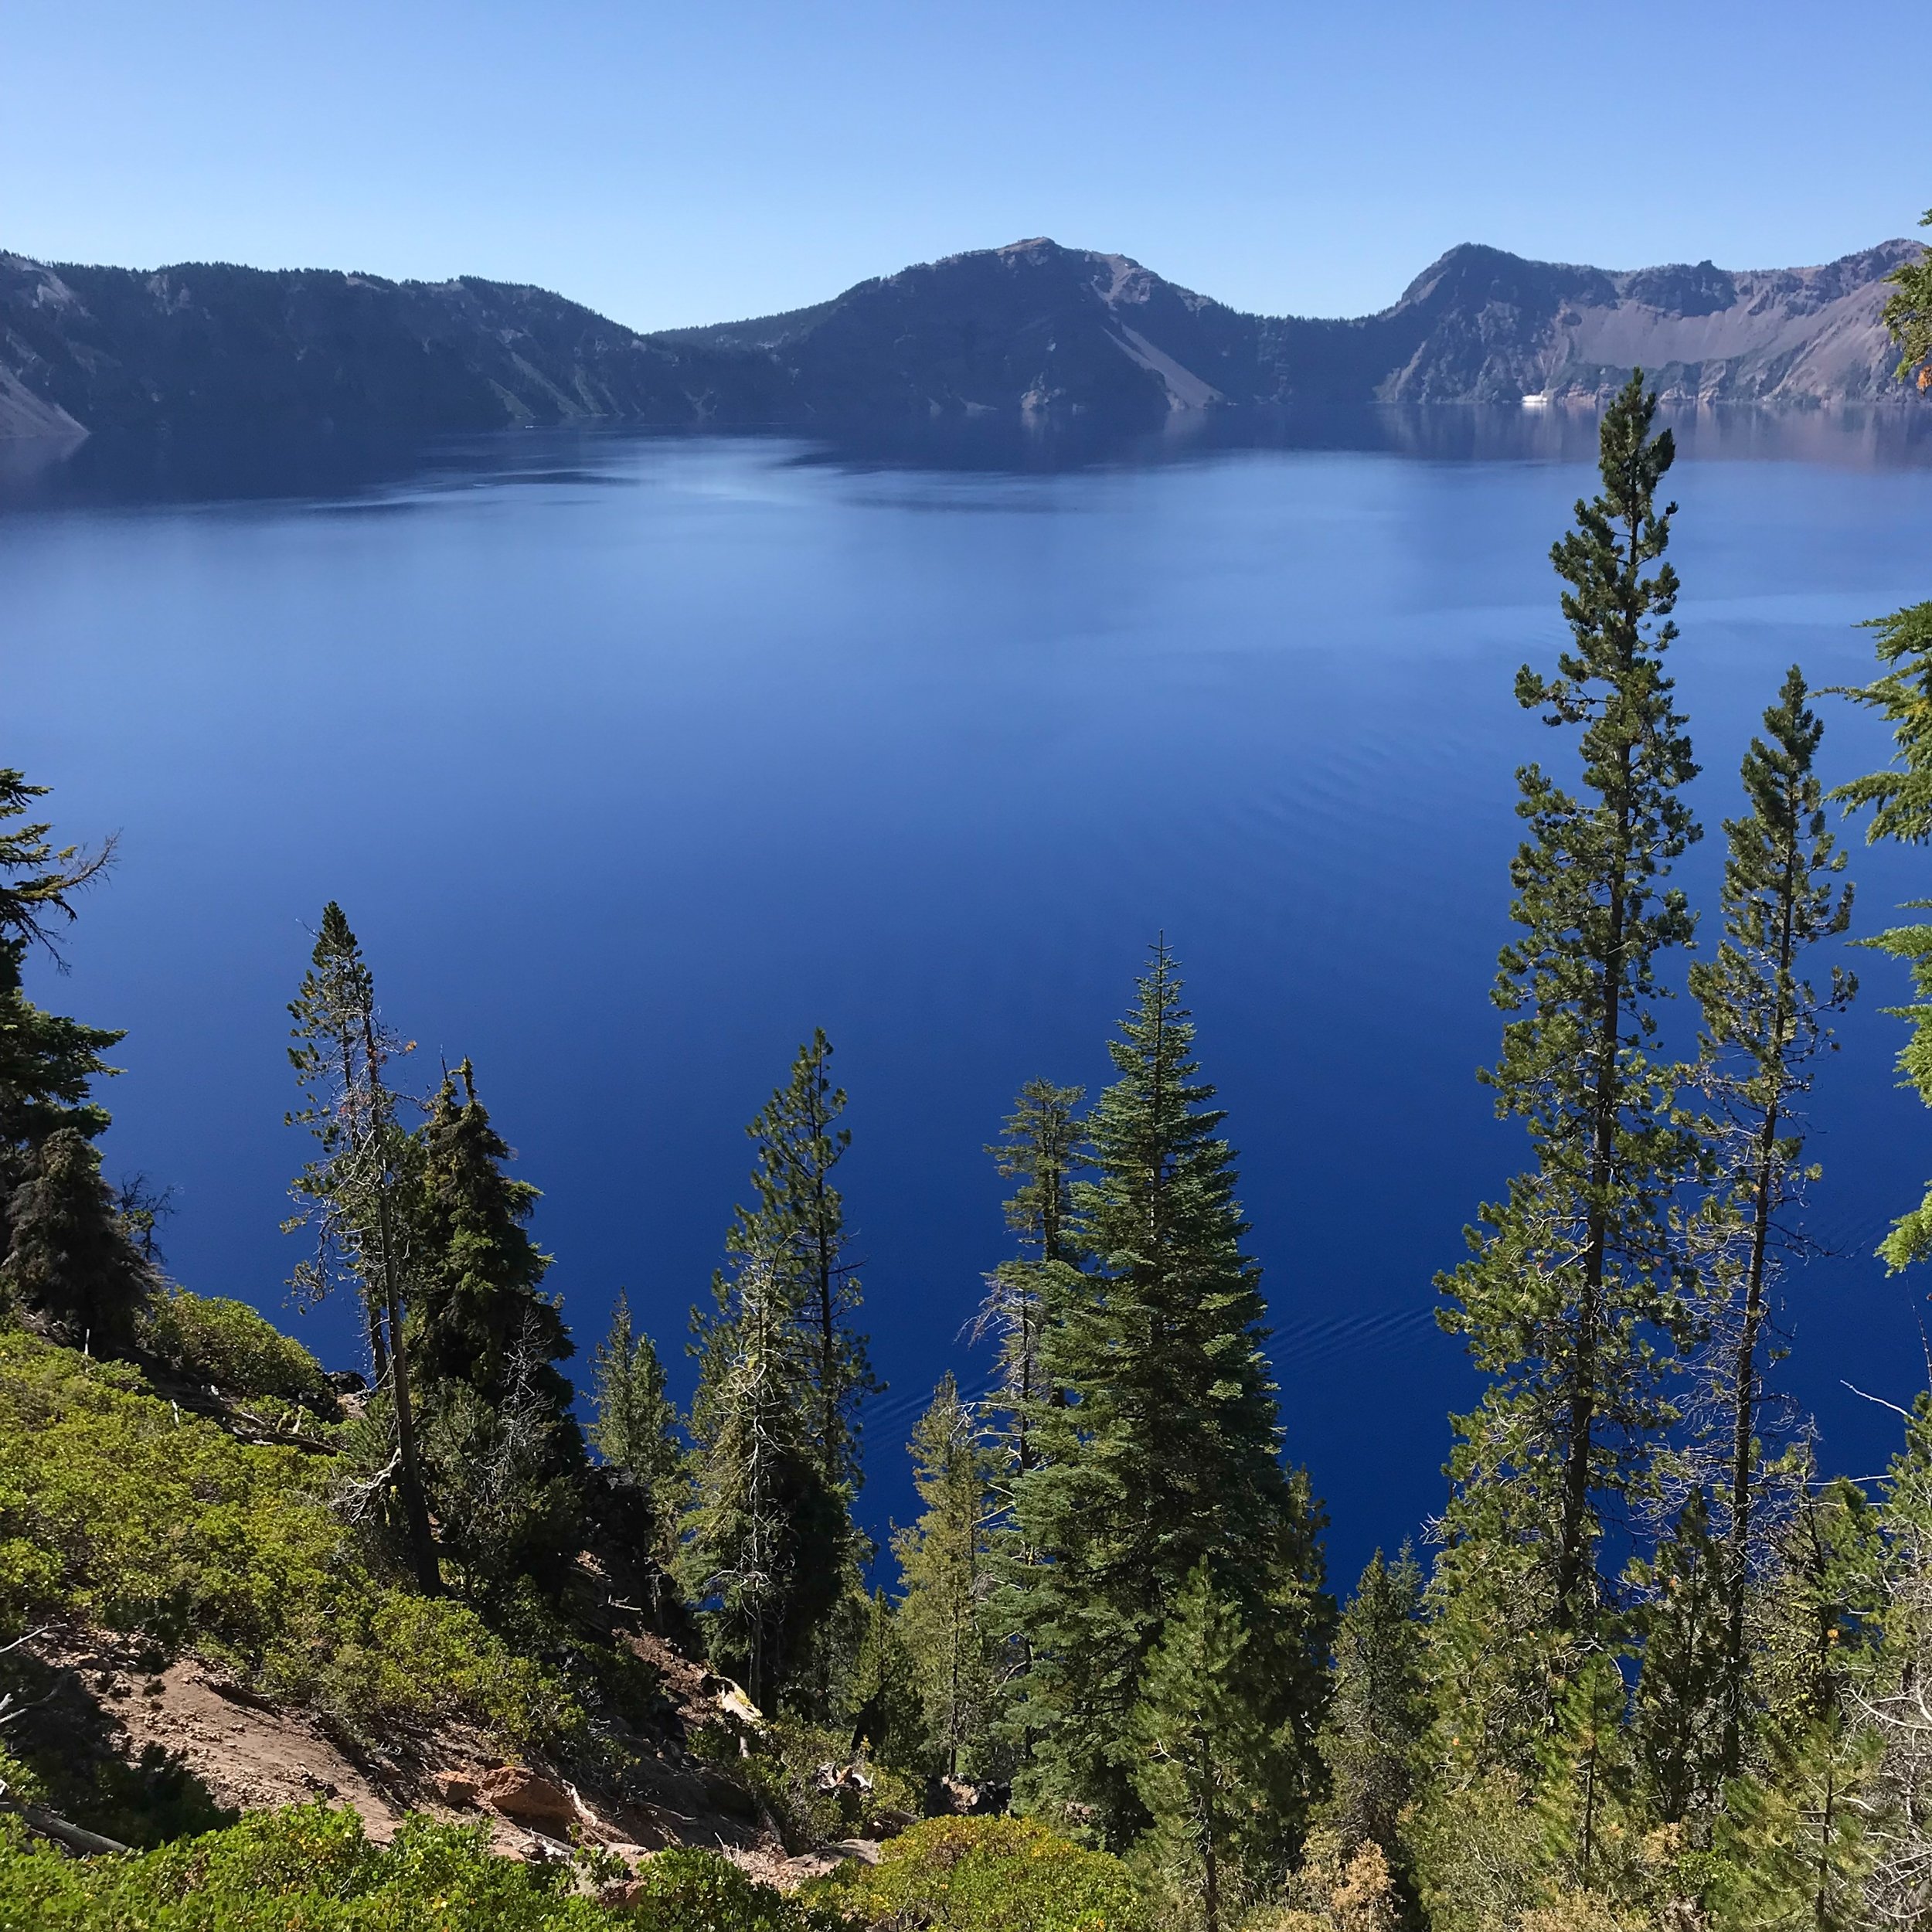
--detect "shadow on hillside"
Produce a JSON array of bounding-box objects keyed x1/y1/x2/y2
[{"x1": 3, "y1": 1634, "x2": 235, "y2": 1848}]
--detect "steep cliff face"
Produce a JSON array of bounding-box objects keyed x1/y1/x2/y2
[
  {"x1": 2, "y1": 234, "x2": 1923, "y2": 438},
  {"x1": 1353, "y1": 239, "x2": 1922, "y2": 403}
]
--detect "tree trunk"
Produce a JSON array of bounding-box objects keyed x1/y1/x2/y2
[{"x1": 376, "y1": 1184, "x2": 440, "y2": 1595}]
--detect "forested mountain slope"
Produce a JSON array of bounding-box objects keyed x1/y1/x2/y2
[{"x1": 2, "y1": 233, "x2": 1920, "y2": 437}]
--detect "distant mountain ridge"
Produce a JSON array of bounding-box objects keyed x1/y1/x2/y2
[{"x1": 2, "y1": 235, "x2": 1922, "y2": 438}]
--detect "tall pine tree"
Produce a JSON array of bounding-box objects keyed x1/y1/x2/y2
[
  {"x1": 284, "y1": 903, "x2": 438, "y2": 1594},
  {"x1": 685, "y1": 1238, "x2": 843, "y2": 1710},
  {"x1": 2, "y1": 1125, "x2": 151, "y2": 1350},
  {"x1": 1685, "y1": 665, "x2": 1854, "y2": 1774},
  {"x1": 893, "y1": 1374, "x2": 998, "y2": 1782},
  {"x1": 977, "y1": 1078, "x2": 1088, "y2": 1496},
  {"x1": 410, "y1": 1059, "x2": 583, "y2": 1597},
  {"x1": 695, "y1": 1031, "x2": 875, "y2": 1709},
  {"x1": 1436, "y1": 373, "x2": 1702, "y2": 1751},
  {"x1": 730, "y1": 1029, "x2": 876, "y2": 1499},
  {"x1": 1010, "y1": 942, "x2": 1329, "y2": 1850}
]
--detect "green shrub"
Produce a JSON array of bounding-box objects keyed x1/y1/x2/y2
[
  {"x1": 0, "y1": 1807, "x2": 847, "y2": 1932},
  {"x1": 811, "y1": 1815, "x2": 1154, "y2": 1932},
  {"x1": 0, "y1": 1803, "x2": 616, "y2": 1930},
  {"x1": 0, "y1": 1328, "x2": 577, "y2": 1757},
  {"x1": 621, "y1": 1847, "x2": 844, "y2": 1930},
  {"x1": 141, "y1": 1286, "x2": 337, "y2": 1411}
]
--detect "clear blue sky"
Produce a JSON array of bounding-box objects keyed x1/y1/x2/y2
[{"x1": 4, "y1": 0, "x2": 1926, "y2": 332}]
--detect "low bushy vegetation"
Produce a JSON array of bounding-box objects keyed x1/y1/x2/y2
[
  {"x1": 139, "y1": 1284, "x2": 338, "y2": 1412},
  {"x1": 809, "y1": 1816, "x2": 1153, "y2": 1932},
  {"x1": 0, "y1": 1328, "x2": 575, "y2": 1753}
]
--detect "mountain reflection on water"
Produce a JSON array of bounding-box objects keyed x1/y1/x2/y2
[{"x1": 5, "y1": 402, "x2": 1930, "y2": 516}]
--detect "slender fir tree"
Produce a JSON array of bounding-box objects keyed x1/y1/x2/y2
[
  {"x1": 1533, "y1": 1653, "x2": 1639, "y2": 1901},
  {"x1": 1011, "y1": 942, "x2": 1329, "y2": 1849},
  {"x1": 284, "y1": 903, "x2": 438, "y2": 1594},
  {"x1": 730, "y1": 1029, "x2": 876, "y2": 1498},
  {"x1": 412, "y1": 1060, "x2": 577, "y2": 1444},
  {"x1": 591, "y1": 1291, "x2": 687, "y2": 1570},
  {"x1": 685, "y1": 1238, "x2": 843, "y2": 1711},
  {"x1": 1131, "y1": 1564, "x2": 1273, "y2": 1932},
  {"x1": 1436, "y1": 374, "x2": 1702, "y2": 1747},
  {"x1": 894, "y1": 1374, "x2": 997, "y2": 1782},
  {"x1": 1631, "y1": 1488, "x2": 1730, "y2": 1826},
  {"x1": 1317, "y1": 1547, "x2": 1430, "y2": 1874},
  {"x1": 1684, "y1": 665, "x2": 1854, "y2": 1774},
  {"x1": 976, "y1": 1078, "x2": 1087, "y2": 1496}
]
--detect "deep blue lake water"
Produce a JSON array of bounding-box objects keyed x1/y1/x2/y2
[{"x1": 5, "y1": 407, "x2": 1932, "y2": 1591}]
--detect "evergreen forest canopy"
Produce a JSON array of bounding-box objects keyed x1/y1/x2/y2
[{"x1": 2, "y1": 232, "x2": 1932, "y2": 1932}]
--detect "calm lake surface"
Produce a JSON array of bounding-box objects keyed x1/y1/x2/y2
[{"x1": 5, "y1": 408, "x2": 1932, "y2": 1583}]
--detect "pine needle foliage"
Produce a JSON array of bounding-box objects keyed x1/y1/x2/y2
[
  {"x1": 1010, "y1": 941, "x2": 1328, "y2": 1850},
  {"x1": 1682, "y1": 665, "x2": 1853, "y2": 1774},
  {"x1": 685, "y1": 1242, "x2": 842, "y2": 1713},
  {"x1": 283, "y1": 902, "x2": 438, "y2": 1593},
  {"x1": 0, "y1": 771, "x2": 122, "y2": 1261},
  {"x1": 1317, "y1": 1546, "x2": 1430, "y2": 1873},
  {"x1": 1436, "y1": 374, "x2": 1702, "y2": 1743},
  {"x1": 1882, "y1": 209, "x2": 1932, "y2": 392},
  {"x1": 1131, "y1": 1563, "x2": 1273, "y2": 1932},
  {"x1": 590, "y1": 1290, "x2": 687, "y2": 1568},
  {"x1": 893, "y1": 1373, "x2": 998, "y2": 1781},
  {"x1": 1829, "y1": 600, "x2": 1932, "y2": 1269},
  {"x1": 730, "y1": 1028, "x2": 876, "y2": 1499},
  {"x1": 2, "y1": 1125, "x2": 151, "y2": 1351},
  {"x1": 413, "y1": 1059, "x2": 574, "y2": 1432}
]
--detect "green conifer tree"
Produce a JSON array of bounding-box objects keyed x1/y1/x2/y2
[
  {"x1": 0, "y1": 770, "x2": 121, "y2": 1256},
  {"x1": 284, "y1": 902, "x2": 438, "y2": 1593},
  {"x1": 685, "y1": 1239, "x2": 843, "y2": 1711},
  {"x1": 894, "y1": 1374, "x2": 997, "y2": 1782},
  {"x1": 1631, "y1": 1489, "x2": 1730, "y2": 1825},
  {"x1": 2, "y1": 1125, "x2": 151, "y2": 1349},
  {"x1": 1685, "y1": 666, "x2": 1854, "y2": 1775},
  {"x1": 1317, "y1": 1546, "x2": 1430, "y2": 1873},
  {"x1": 978, "y1": 1078, "x2": 1088, "y2": 1771},
  {"x1": 1437, "y1": 374, "x2": 1702, "y2": 1750},
  {"x1": 1131, "y1": 1563, "x2": 1273, "y2": 1932},
  {"x1": 978, "y1": 1078, "x2": 1088, "y2": 1494},
  {"x1": 846, "y1": 1586, "x2": 925, "y2": 1773},
  {"x1": 703, "y1": 1032, "x2": 874, "y2": 1710},
  {"x1": 591, "y1": 1290, "x2": 687, "y2": 1572},
  {"x1": 1011, "y1": 942, "x2": 1329, "y2": 1849},
  {"x1": 730, "y1": 1029, "x2": 876, "y2": 1498},
  {"x1": 412, "y1": 1060, "x2": 578, "y2": 1446},
  {"x1": 1533, "y1": 1652, "x2": 1638, "y2": 1900},
  {"x1": 1716, "y1": 1719, "x2": 1878, "y2": 1932},
  {"x1": 1829, "y1": 599, "x2": 1932, "y2": 1269}
]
